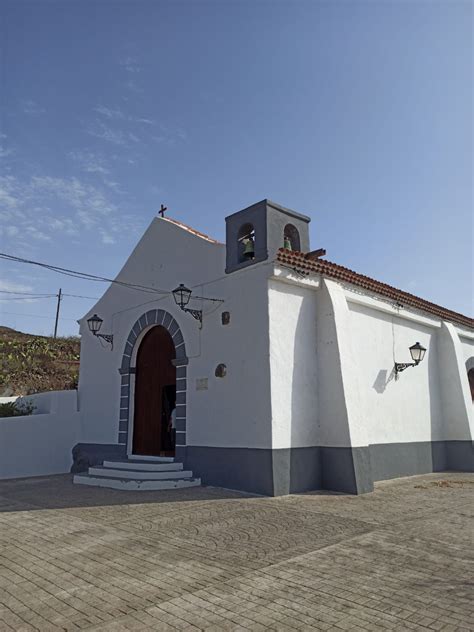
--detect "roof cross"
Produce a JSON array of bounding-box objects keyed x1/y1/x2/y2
[{"x1": 158, "y1": 204, "x2": 167, "y2": 217}]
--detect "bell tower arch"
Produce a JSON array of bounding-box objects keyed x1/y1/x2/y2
[{"x1": 225, "y1": 199, "x2": 311, "y2": 274}]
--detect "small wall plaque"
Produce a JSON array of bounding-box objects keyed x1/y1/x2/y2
[
  {"x1": 222, "y1": 311, "x2": 230, "y2": 325},
  {"x1": 196, "y1": 378, "x2": 208, "y2": 391}
]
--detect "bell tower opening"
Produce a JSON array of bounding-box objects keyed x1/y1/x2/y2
[
  {"x1": 238, "y1": 223, "x2": 255, "y2": 262},
  {"x1": 225, "y1": 199, "x2": 311, "y2": 274},
  {"x1": 283, "y1": 223, "x2": 301, "y2": 251}
]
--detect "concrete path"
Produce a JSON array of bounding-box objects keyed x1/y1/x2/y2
[{"x1": 0, "y1": 472, "x2": 472, "y2": 631}]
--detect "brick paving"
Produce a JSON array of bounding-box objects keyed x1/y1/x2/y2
[{"x1": 0, "y1": 472, "x2": 473, "y2": 631}]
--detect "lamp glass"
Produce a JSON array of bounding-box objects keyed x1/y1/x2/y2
[
  {"x1": 172, "y1": 284, "x2": 192, "y2": 308},
  {"x1": 87, "y1": 314, "x2": 103, "y2": 334},
  {"x1": 409, "y1": 342, "x2": 426, "y2": 363}
]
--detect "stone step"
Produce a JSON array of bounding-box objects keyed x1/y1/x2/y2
[
  {"x1": 102, "y1": 460, "x2": 183, "y2": 472},
  {"x1": 88, "y1": 466, "x2": 193, "y2": 480},
  {"x1": 128, "y1": 455, "x2": 175, "y2": 463},
  {"x1": 73, "y1": 474, "x2": 201, "y2": 491}
]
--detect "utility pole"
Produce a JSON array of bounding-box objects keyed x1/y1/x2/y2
[{"x1": 53, "y1": 288, "x2": 62, "y2": 338}]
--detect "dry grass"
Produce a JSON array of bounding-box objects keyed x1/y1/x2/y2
[{"x1": 0, "y1": 326, "x2": 80, "y2": 395}]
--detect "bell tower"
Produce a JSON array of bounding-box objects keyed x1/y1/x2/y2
[{"x1": 225, "y1": 199, "x2": 311, "y2": 274}]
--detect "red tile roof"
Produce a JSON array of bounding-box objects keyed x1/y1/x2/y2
[
  {"x1": 277, "y1": 249, "x2": 474, "y2": 330},
  {"x1": 163, "y1": 217, "x2": 222, "y2": 244}
]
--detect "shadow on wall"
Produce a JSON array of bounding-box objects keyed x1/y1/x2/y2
[
  {"x1": 372, "y1": 368, "x2": 396, "y2": 394},
  {"x1": 287, "y1": 296, "x2": 321, "y2": 495},
  {"x1": 430, "y1": 335, "x2": 448, "y2": 472}
]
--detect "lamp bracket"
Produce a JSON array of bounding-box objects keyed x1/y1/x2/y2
[
  {"x1": 183, "y1": 308, "x2": 203, "y2": 327},
  {"x1": 394, "y1": 360, "x2": 419, "y2": 375},
  {"x1": 93, "y1": 332, "x2": 114, "y2": 349}
]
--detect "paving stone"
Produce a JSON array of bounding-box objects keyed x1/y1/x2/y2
[{"x1": 0, "y1": 473, "x2": 473, "y2": 630}]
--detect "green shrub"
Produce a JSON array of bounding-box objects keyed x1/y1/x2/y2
[{"x1": 0, "y1": 400, "x2": 36, "y2": 418}]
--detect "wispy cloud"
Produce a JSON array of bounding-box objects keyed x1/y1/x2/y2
[
  {"x1": 94, "y1": 105, "x2": 126, "y2": 121},
  {"x1": 0, "y1": 174, "x2": 136, "y2": 247},
  {"x1": 94, "y1": 104, "x2": 156, "y2": 126},
  {"x1": 86, "y1": 121, "x2": 141, "y2": 146},
  {"x1": 152, "y1": 123, "x2": 188, "y2": 146},
  {"x1": 69, "y1": 150, "x2": 110, "y2": 176},
  {"x1": 0, "y1": 279, "x2": 33, "y2": 293},
  {"x1": 20, "y1": 99, "x2": 46, "y2": 115},
  {"x1": 120, "y1": 56, "x2": 141, "y2": 73}
]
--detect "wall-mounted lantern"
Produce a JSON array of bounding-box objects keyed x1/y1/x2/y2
[
  {"x1": 172, "y1": 284, "x2": 203, "y2": 325},
  {"x1": 395, "y1": 342, "x2": 426, "y2": 377},
  {"x1": 172, "y1": 284, "x2": 224, "y2": 328},
  {"x1": 87, "y1": 314, "x2": 114, "y2": 349}
]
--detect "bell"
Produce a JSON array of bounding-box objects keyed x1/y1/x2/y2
[
  {"x1": 284, "y1": 236, "x2": 292, "y2": 250},
  {"x1": 243, "y1": 237, "x2": 255, "y2": 259}
]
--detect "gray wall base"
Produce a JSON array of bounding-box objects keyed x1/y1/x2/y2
[
  {"x1": 70, "y1": 441, "x2": 473, "y2": 493},
  {"x1": 71, "y1": 443, "x2": 126, "y2": 473},
  {"x1": 186, "y1": 441, "x2": 474, "y2": 497}
]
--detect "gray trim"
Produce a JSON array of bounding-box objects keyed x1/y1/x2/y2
[
  {"x1": 71, "y1": 443, "x2": 126, "y2": 473},
  {"x1": 185, "y1": 446, "x2": 275, "y2": 496},
  {"x1": 172, "y1": 357, "x2": 188, "y2": 367},
  {"x1": 118, "y1": 310, "x2": 187, "y2": 452},
  {"x1": 184, "y1": 441, "x2": 473, "y2": 497},
  {"x1": 444, "y1": 441, "x2": 474, "y2": 472}
]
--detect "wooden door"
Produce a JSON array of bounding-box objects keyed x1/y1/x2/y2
[{"x1": 132, "y1": 326, "x2": 176, "y2": 456}]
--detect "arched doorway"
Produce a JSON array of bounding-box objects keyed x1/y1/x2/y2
[{"x1": 132, "y1": 326, "x2": 176, "y2": 457}]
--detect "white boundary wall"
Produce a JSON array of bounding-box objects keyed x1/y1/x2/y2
[{"x1": 0, "y1": 390, "x2": 80, "y2": 479}]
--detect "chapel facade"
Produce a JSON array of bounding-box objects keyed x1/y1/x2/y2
[{"x1": 73, "y1": 199, "x2": 474, "y2": 495}]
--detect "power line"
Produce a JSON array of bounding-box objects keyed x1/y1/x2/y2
[
  {"x1": 0, "y1": 296, "x2": 56, "y2": 301},
  {"x1": 0, "y1": 290, "x2": 56, "y2": 297},
  {"x1": 62, "y1": 293, "x2": 99, "y2": 300},
  {"x1": 0, "y1": 290, "x2": 98, "y2": 300},
  {"x1": 1, "y1": 311, "x2": 78, "y2": 321},
  {"x1": 0, "y1": 252, "x2": 170, "y2": 296}
]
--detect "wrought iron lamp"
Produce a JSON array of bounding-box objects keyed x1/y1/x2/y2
[
  {"x1": 395, "y1": 342, "x2": 426, "y2": 376},
  {"x1": 172, "y1": 284, "x2": 224, "y2": 327},
  {"x1": 172, "y1": 284, "x2": 203, "y2": 325},
  {"x1": 87, "y1": 314, "x2": 114, "y2": 348}
]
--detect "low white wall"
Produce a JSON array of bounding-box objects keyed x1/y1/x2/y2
[{"x1": 0, "y1": 390, "x2": 80, "y2": 479}]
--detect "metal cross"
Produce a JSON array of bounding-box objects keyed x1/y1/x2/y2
[{"x1": 159, "y1": 204, "x2": 167, "y2": 217}]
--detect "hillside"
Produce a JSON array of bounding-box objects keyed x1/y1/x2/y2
[{"x1": 0, "y1": 326, "x2": 80, "y2": 396}]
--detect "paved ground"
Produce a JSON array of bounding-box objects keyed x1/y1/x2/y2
[{"x1": 0, "y1": 473, "x2": 473, "y2": 632}]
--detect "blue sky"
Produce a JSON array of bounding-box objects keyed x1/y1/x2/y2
[{"x1": 1, "y1": 0, "x2": 472, "y2": 336}]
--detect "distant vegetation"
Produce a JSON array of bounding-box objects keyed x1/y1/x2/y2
[
  {"x1": 0, "y1": 326, "x2": 80, "y2": 396},
  {"x1": 0, "y1": 399, "x2": 36, "y2": 418}
]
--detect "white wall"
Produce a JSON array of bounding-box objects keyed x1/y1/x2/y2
[
  {"x1": 77, "y1": 217, "x2": 226, "y2": 445},
  {"x1": 345, "y1": 299, "x2": 442, "y2": 445},
  {"x1": 77, "y1": 216, "x2": 275, "y2": 451},
  {"x1": 268, "y1": 277, "x2": 319, "y2": 449},
  {"x1": 267, "y1": 273, "x2": 473, "y2": 451},
  {"x1": 0, "y1": 391, "x2": 80, "y2": 479},
  {"x1": 186, "y1": 263, "x2": 273, "y2": 449}
]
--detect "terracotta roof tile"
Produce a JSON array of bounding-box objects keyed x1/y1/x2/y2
[
  {"x1": 163, "y1": 217, "x2": 222, "y2": 244},
  {"x1": 277, "y1": 249, "x2": 474, "y2": 330}
]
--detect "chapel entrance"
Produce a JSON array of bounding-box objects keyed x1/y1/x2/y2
[{"x1": 132, "y1": 326, "x2": 176, "y2": 457}]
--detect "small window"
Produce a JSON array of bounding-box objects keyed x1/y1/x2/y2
[
  {"x1": 284, "y1": 223, "x2": 300, "y2": 251},
  {"x1": 238, "y1": 223, "x2": 255, "y2": 262}
]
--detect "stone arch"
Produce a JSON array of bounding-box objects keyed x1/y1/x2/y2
[{"x1": 118, "y1": 309, "x2": 188, "y2": 461}]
